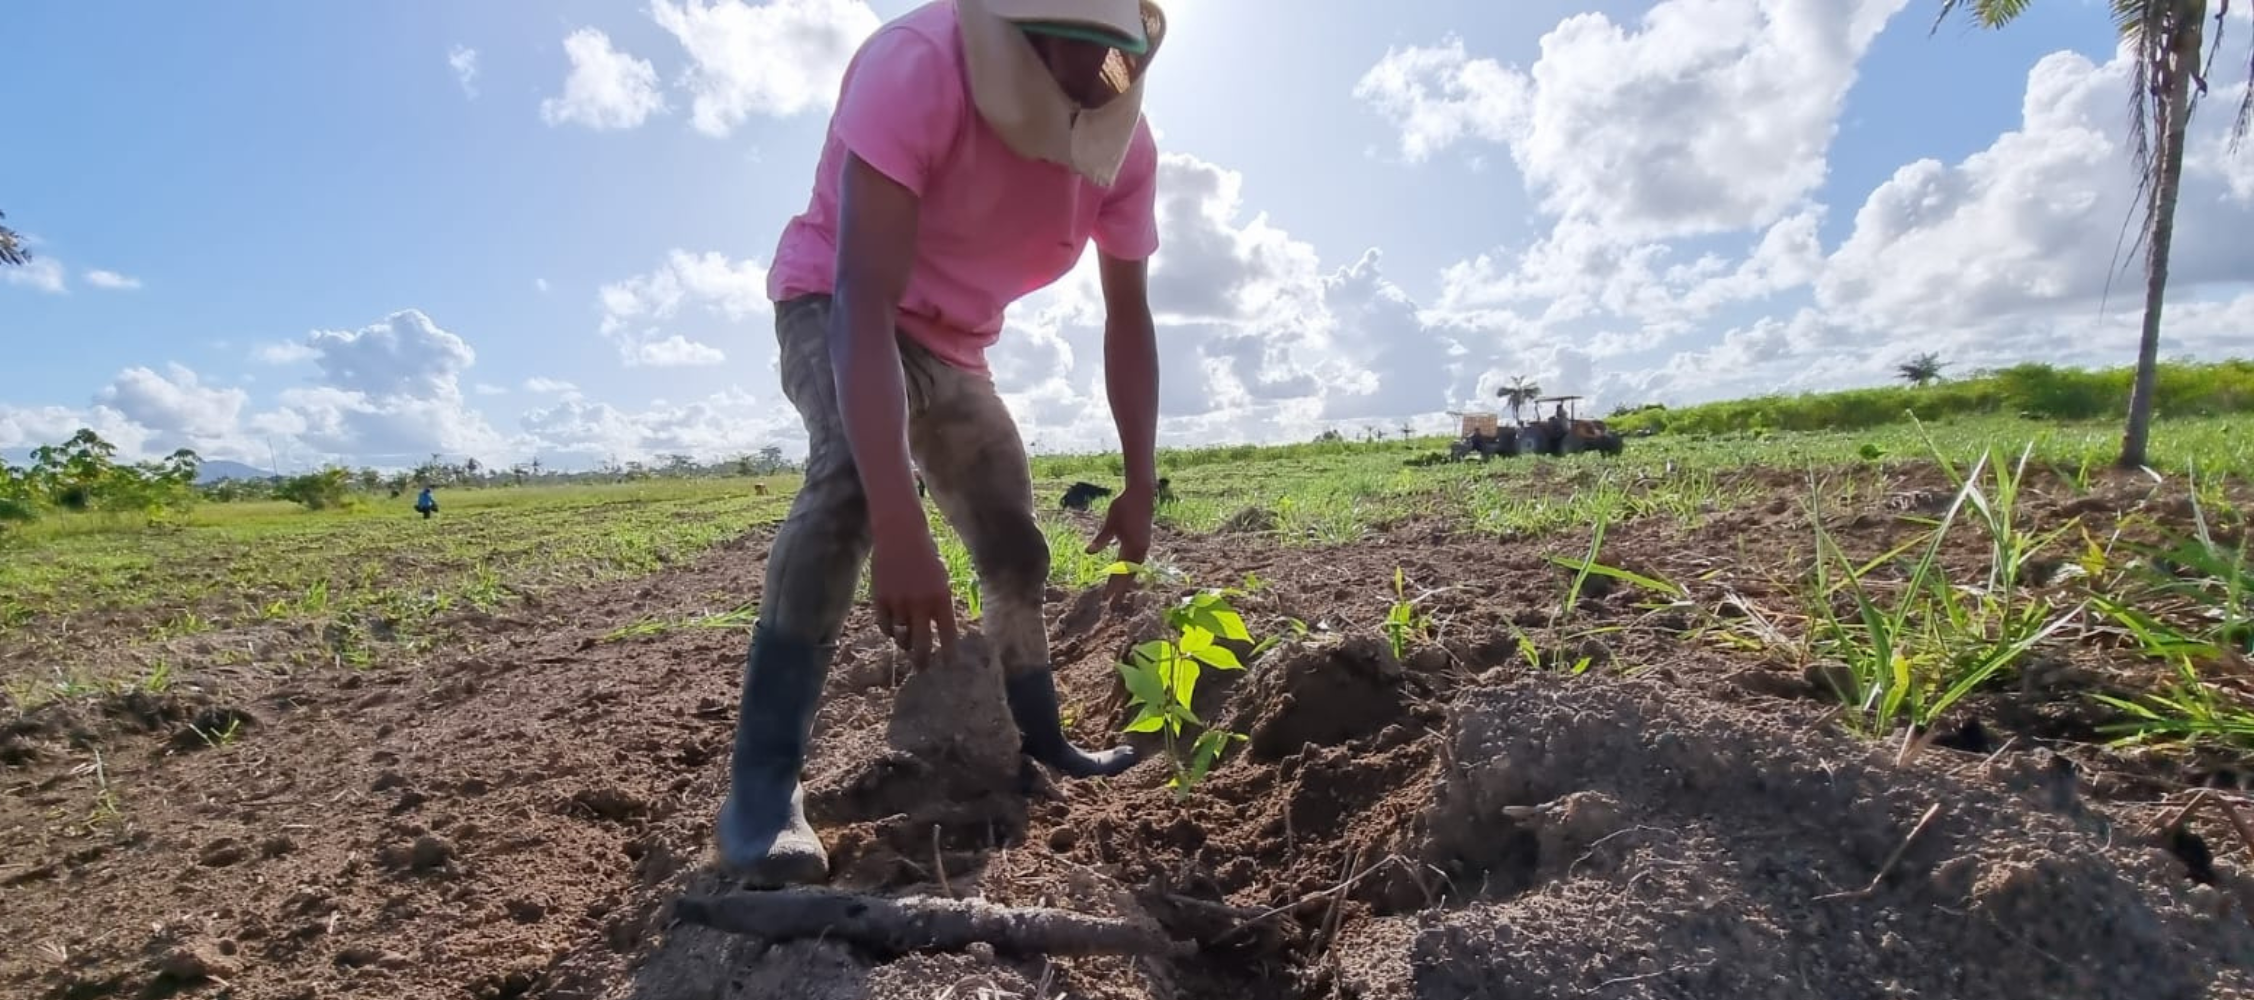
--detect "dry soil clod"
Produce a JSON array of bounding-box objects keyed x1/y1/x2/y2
[{"x1": 671, "y1": 888, "x2": 1196, "y2": 959}]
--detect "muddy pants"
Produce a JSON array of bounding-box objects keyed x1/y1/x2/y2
[{"x1": 761, "y1": 293, "x2": 1051, "y2": 676}]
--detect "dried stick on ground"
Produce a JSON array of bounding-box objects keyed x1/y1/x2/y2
[{"x1": 673, "y1": 888, "x2": 1195, "y2": 959}]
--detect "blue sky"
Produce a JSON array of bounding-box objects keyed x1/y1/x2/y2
[{"x1": 3, "y1": 0, "x2": 2251, "y2": 470}]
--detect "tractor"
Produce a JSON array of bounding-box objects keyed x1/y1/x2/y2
[
  {"x1": 1448, "y1": 410, "x2": 1517, "y2": 461},
  {"x1": 1514, "y1": 395, "x2": 1624, "y2": 457}
]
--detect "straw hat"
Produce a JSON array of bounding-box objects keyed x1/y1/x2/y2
[{"x1": 955, "y1": 0, "x2": 1168, "y2": 187}]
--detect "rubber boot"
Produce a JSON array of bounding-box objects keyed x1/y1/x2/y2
[
  {"x1": 715, "y1": 624, "x2": 832, "y2": 887},
  {"x1": 1005, "y1": 667, "x2": 1139, "y2": 779}
]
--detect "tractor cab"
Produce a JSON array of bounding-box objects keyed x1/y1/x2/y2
[{"x1": 1517, "y1": 394, "x2": 1625, "y2": 457}]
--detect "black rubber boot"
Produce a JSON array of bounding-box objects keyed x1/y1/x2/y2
[
  {"x1": 1005, "y1": 667, "x2": 1139, "y2": 779},
  {"x1": 715, "y1": 624, "x2": 833, "y2": 888}
]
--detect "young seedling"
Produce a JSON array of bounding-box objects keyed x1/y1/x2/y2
[
  {"x1": 1382, "y1": 567, "x2": 1434, "y2": 662},
  {"x1": 1110, "y1": 561, "x2": 1260, "y2": 798}
]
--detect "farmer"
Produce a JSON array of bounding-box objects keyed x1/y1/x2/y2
[
  {"x1": 718, "y1": 0, "x2": 1168, "y2": 888},
  {"x1": 414, "y1": 485, "x2": 438, "y2": 519}
]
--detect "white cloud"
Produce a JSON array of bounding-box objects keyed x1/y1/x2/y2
[
  {"x1": 633, "y1": 335, "x2": 729, "y2": 367},
  {"x1": 596, "y1": 249, "x2": 769, "y2": 367},
  {"x1": 87, "y1": 364, "x2": 251, "y2": 459},
  {"x1": 302, "y1": 309, "x2": 478, "y2": 399},
  {"x1": 1820, "y1": 47, "x2": 2254, "y2": 335},
  {"x1": 4, "y1": 258, "x2": 66, "y2": 294},
  {"x1": 253, "y1": 342, "x2": 317, "y2": 365},
  {"x1": 534, "y1": 277, "x2": 551, "y2": 294},
  {"x1": 520, "y1": 388, "x2": 802, "y2": 465},
  {"x1": 475, "y1": 382, "x2": 510, "y2": 396},
  {"x1": 83, "y1": 269, "x2": 141, "y2": 291},
  {"x1": 541, "y1": 28, "x2": 667, "y2": 130},
  {"x1": 523, "y1": 376, "x2": 585, "y2": 401},
  {"x1": 649, "y1": 0, "x2": 881, "y2": 137},
  {"x1": 970, "y1": 153, "x2": 1517, "y2": 451},
  {"x1": 1352, "y1": 35, "x2": 1527, "y2": 164},
  {"x1": 1360, "y1": 0, "x2": 1908, "y2": 241},
  {"x1": 449, "y1": 45, "x2": 480, "y2": 99}
]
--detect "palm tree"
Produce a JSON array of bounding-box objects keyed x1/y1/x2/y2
[
  {"x1": 0, "y1": 210, "x2": 27, "y2": 267},
  {"x1": 1897, "y1": 352, "x2": 1948, "y2": 387},
  {"x1": 1936, "y1": 0, "x2": 2251, "y2": 468},
  {"x1": 1496, "y1": 375, "x2": 1542, "y2": 424}
]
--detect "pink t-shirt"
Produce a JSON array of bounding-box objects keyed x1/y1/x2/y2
[{"x1": 765, "y1": 0, "x2": 1161, "y2": 376}]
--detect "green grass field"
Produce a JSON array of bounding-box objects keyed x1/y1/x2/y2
[{"x1": 2, "y1": 413, "x2": 2247, "y2": 711}]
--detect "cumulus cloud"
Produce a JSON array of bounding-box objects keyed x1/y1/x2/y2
[
  {"x1": 523, "y1": 377, "x2": 583, "y2": 401},
  {"x1": 4, "y1": 257, "x2": 66, "y2": 294},
  {"x1": 595, "y1": 249, "x2": 770, "y2": 367},
  {"x1": 92, "y1": 364, "x2": 249, "y2": 454},
  {"x1": 302, "y1": 309, "x2": 479, "y2": 399},
  {"x1": 541, "y1": 28, "x2": 667, "y2": 130},
  {"x1": 242, "y1": 310, "x2": 513, "y2": 465},
  {"x1": 969, "y1": 153, "x2": 1528, "y2": 452},
  {"x1": 83, "y1": 269, "x2": 141, "y2": 290},
  {"x1": 520, "y1": 388, "x2": 803, "y2": 465},
  {"x1": 1820, "y1": 46, "x2": 2254, "y2": 335},
  {"x1": 650, "y1": 0, "x2": 880, "y2": 137},
  {"x1": 1359, "y1": 0, "x2": 1908, "y2": 241},
  {"x1": 449, "y1": 44, "x2": 480, "y2": 99},
  {"x1": 1352, "y1": 35, "x2": 1527, "y2": 164},
  {"x1": 252, "y1": 342, "x2": 317, "y2": 365}
]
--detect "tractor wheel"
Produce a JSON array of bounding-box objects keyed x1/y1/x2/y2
[
  {"x1": 1450, "y1": 440, "x2": 1471, "y2": 461},
  {"x1": 1517, "y1": 427, "x2": 1547, "y2": 457}
]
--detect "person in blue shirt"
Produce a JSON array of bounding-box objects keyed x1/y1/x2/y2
[{"x1": 414, "y1": 486, "x2": 438, "y2": 519}]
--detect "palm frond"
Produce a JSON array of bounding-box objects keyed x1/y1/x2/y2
[
  {"x1": 0, "y1": 210, "x2": 28, "y2": 268},
  {"x1": 1933, "y1": 0, "x2": 2036, "y2": 32}
]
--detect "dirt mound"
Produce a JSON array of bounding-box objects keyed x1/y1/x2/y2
[
  {"x1": 1329, "y1": 672, "x2": 2254, "y2": 1000},
  {"x1": 625, "y1": 664, "x2": 2254, "y2": 1000}
]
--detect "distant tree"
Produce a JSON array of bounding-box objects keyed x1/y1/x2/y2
[
  {"x1": 1935, "y1": 0, "x2": 2254, "y2": 467},
  {"x1": 276, "y1": 468, "x2": 353, "y2": 510},
  {"x1": 1497, "y1": 375, "x2": 1542, "y2": 424},
  {"x1": 0, "y1": 210, "x2": 26, "y2": 267},
  {"x1": 1896, "y1": 352, "x2": 1947, "y2": 387},
  {"x1": 356, "y1": 468, "x2": 383, "y2": 492}
]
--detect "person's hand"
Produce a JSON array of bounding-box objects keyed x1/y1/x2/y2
[
  {"x1": 1087, "y1": 482, "x2": 1155, "y2": 599},
  {"x1": 869, "y1": 524, "x2": 957, "y2": 668}
]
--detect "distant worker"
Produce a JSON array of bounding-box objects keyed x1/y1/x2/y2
[
  {"x1": 716, "y1": 0, "x2": 1169, "y2": 890},
  {"x1": 414, "y1": 485, "x2": 438, "y2": 519}
]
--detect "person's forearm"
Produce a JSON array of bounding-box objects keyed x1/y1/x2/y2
[
  {"x1": 1104, "y1": 308, "x2": 1159, "y2": 490},
  {"x1": 831, "y1": 282, "x2": 925, "y2": 530}
]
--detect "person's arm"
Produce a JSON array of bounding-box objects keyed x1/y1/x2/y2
[
  {"x1": 1084, "y1": 122, "x2": 1163, "y2": 575},
  {"x1": 819, "y1": 26, "x2": 964, "y2": 659},
  {"x1": 1098, "y1": 252, "x2": 1159, "y2": 494},
  {"x1": 831, "y1": 153, "x2": 927, "y2": 538}
]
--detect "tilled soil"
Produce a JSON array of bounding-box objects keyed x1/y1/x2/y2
[{"x1": 6, "y1": 462, "x2": 2254, "y2": 999}]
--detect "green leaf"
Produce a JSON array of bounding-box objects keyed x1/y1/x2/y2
[
  {"x1": 1124, "y1": 708, "x2": 1168, "y2": 733},
  {"x1": 1191, "y1": 642, "x2": 1243, "y2": 670},
  {"x1": 1118, "y1": 659, "x2": 1168, "y2": 708},
  {"x1": 1178, "y1": 625, "x2": 1215, "y2": 654},
  {"x1": 1210, "y1": 609, "x2": 1252, "y2": 642},
  {"x1": 1172, "y1": 656, "x2": 1202, "y2": 708}
]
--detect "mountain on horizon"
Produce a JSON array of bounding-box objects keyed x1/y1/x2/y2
[{"x1": 195, "y1": 459, "x2": 275, "y2": 484}]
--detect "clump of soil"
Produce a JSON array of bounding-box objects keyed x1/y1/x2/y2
[
  {"x1": 1229, "y1": 635, "x2": 1434, "y2": 761},
  {"x1": 803, "y1": 631, "x2": 1031, "y2": 890},
  {"x1": 1329, "y1": 672, "x2": 2254, "y2": 1000}
]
